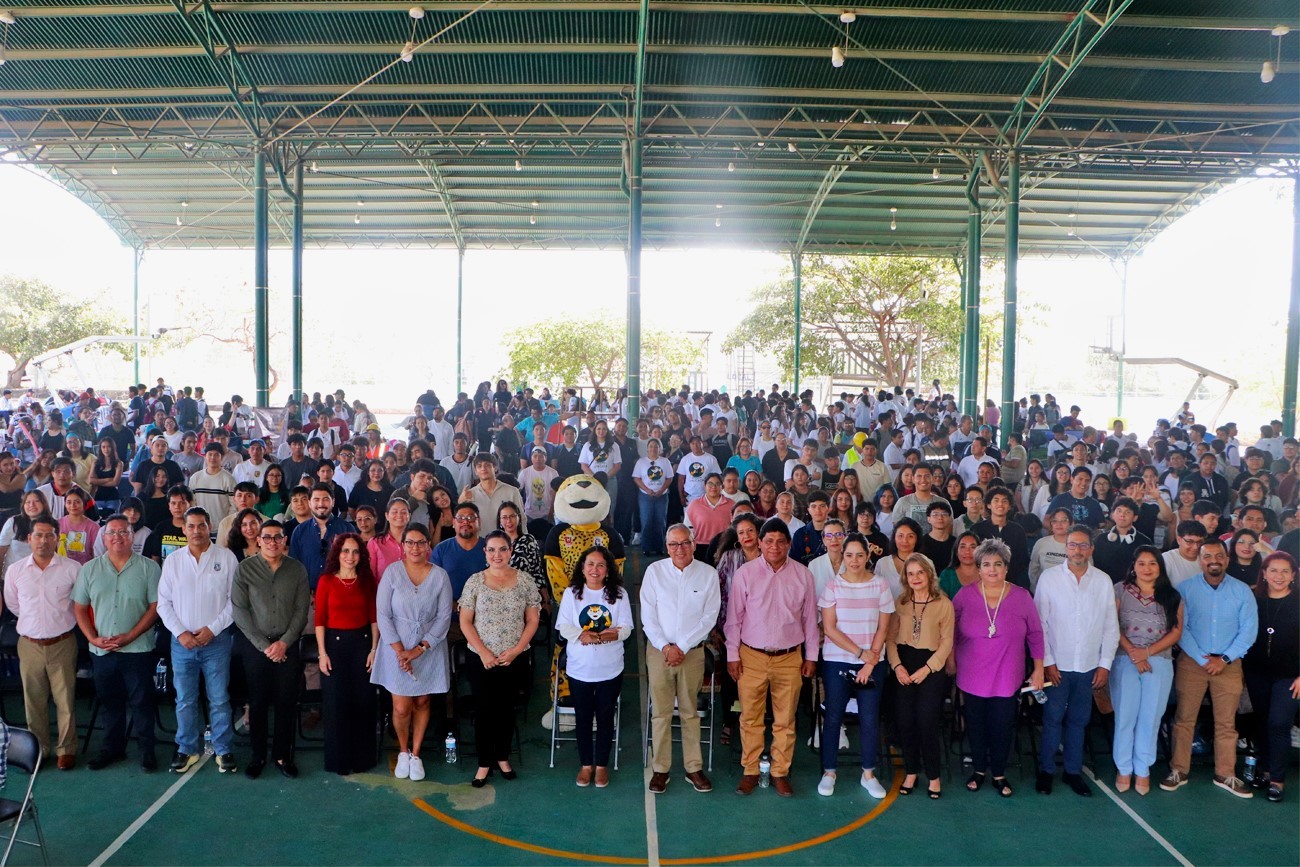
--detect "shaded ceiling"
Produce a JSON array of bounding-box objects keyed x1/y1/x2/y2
[{"x1": 0, "y1": 0, "x2": 1296, "y2": 256}]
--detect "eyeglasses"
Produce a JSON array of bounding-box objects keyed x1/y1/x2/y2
[
  {"x1": 103, "y1": 529, "x2": 132, "y2": 538},
  {"x1": 1065, "y1": 541, "x2": 1092, "y2": 550},
  {"x1": 259, "y1": 534, "x2": 285, "y2": 542},
  {"x1": 453, "y1": 515, "x2": 478, "y2": 523},
  {"x1": 822, "y1": 531, "x2": 846, "y2": 539},
  {"x1": 666, "y1": 541, "x2": 693, "y2": 549},
  {"x1": 403, "y1": 539, "x2": 430, "y2": 548}
]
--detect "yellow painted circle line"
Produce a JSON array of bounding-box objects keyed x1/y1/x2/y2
[{"x1": 411, "y1": 770, "x2": 901, "y2": 865}]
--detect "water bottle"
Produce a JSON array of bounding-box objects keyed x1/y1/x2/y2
[
  {"x1": 153, "y1": 659, "x2": 167, "y2": 692},
  {"x1": 758, "y1": 754, "x2": 771, "y2": 788},
  {"x1": 444, "y1": 733, "x2": 458, "y2": 764},
  {"x1": 1031, "y1": 689, "x2": 1048, "y2": 705},
  {"x1": 203, "y1": 726, "x2": 213, "y2": 756},
  {"x1": 1243, "y1": 755, "x2": 1256, "y2": 783}
]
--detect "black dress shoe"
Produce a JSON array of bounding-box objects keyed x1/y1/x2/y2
[
  {"x1": 245, "y1": 759, "x2": 266, "y2": 780},
  {"x1": 1036, "y1": 771, "x2": 1054, "y2": 795},
  {"x1": 276, "y1": 760, "x2": 299, "y2": 779},
  {"x1": 87, "y1": 752, "x2": 126, "y2": 771},
  {"x1": 1063, "y1": 773, "x2": 1092, "y2": 797},
  {"x1": 140, "y1": 751, "x2": 157, "y2": 773},
  {"x1": 498, "y1": 767, "x2": 517, "y2": 781}
]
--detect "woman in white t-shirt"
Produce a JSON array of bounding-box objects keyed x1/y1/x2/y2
[
  {"x1": 579, "y1": 420, "x2": 622, "y2": 504},
  {"x1": 557, "y1": 547, "x2": 633, "y2": 789},
  {"x1": 816, "y1": 534, "x2": 896, "y2": 799},
  {"x1": 632, "y1": 438, "x2": 674, "y2": 557}
]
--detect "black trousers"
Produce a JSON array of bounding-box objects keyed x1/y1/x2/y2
[
  {"x1": 570, "y1": 675, "x2": 622, "y2": 767},
  {"x1": 464, "y1": 653, "x2": 526, "y2": 766},
  {"x1": 92, "y1": 651, "x2": 156, "y2": 756},
  {"x1": 893, "y1": 645, "x2": 949, "y2": 779},
  {"x1": 238, "y1": 636, "x2": 301, "y2": 763},
  {"x1": 322, "y1": 627, "x2": 377, "y2": 774},
  {"x1": 963, "y1": 692, "x2": 1017, "y2": 778}
]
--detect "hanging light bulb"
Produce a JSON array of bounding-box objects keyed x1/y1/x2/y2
[
  {"x1": 716, "y1": 203, "x2": 723, "y2": 209},
  {"x1": 354, "y1": 214, "x2": 361, "y2": 225},
  {"x1": 531, "y1": 200, "x2": 539, "y2": 209},
  {"x1": 357, "y1": 199, "x2": 364, "y2": 207},
  {"x1": 110, "y1": 165, "x2": 119, "y2": 175},
  {"x1": 529, "y1": 214, "x2": 537, "y2": 225},
  {"x1": 932, "y1": 167, "x2": 941, "y2": 180},
  {"x1": 1261, "y1": 60, "x2": 1276, "y2": 83},
  {"x1": 727, "y1": 162, "x2": 735, "y2": 172},
  {"x1": 715, "y1": 217, "x2": 721, "y2": 228},
  {"x1": 788, "y1": 142, "x2": 798, "y2": 153},
  {"x1": 831, "y1": 45, "x2": 845, "y2": 68},
  {"x1": 175, "y1": 216, "x2": 182, "y2": 227},
  {"x1": 0, "y1": 45, "x2": 6, "y2": 66},
  {"x1": 309, "y1": 160, "x2": 318, "y2": 173},
  {"x1": 409, "y1": 6, "x2": 425, "y2": 19},
  {"x1": 889, "y1": 206, "x2": 897, "y2": 231},
  {"x1": 180, "y1": 199, "x2": 188, "y2": 208},
  {"x1": 0, "y1": 11, "x2": 15, "y2": 24},
  {"x1": 839, "y1": 11, "x2": 856, "y2": 23},
  {"x1": 400, "y1": 41, "x2": 415, "y2": 62},
  {"x1": 1272, "y1": 24, "x2": 1291, "y2": 37},
  {"x1": 515, "y1": 159, "x2": 523, "y2": 171}
]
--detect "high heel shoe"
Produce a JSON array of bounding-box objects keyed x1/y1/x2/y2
[
  {"x1": 928, "y1": 783, "x2": 942, "y2": 800},
  {"x1": 899, "y1": 774, "x2": 917, "y2": 796},
  {"x1": 497, "y1": 763, "x2": 518, "y2": 781},
  {"x1": 1115, "y1": 774, "x2": 1131, "y2": 793},
  {"x1": 471, "y1": 767, "x2": 493, "y2": 788}
]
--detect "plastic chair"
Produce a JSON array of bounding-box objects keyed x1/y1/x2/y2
[
  {"x1": 642, "y1": 649, "x2": 716, "y2": 772},
  {"x1": 548, "y1": 647, "x2": 620, "y2": 770},
  {"x1": 295, "y1": 634, "x2": 324, "y2": 748},
  {"x1": 0, "y1": 727, "x2": 49, "y2": 866}
]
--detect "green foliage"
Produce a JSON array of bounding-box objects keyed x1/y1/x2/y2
[
  {"x1": 724, "y1": 255, "x2": 982, "y2": 387},
  {"x1": 0, "y1": 274, "x2": 130, "y2": 387},
  {"x1": 506, "y1": 316, "x2": 703, "y2": 392}
]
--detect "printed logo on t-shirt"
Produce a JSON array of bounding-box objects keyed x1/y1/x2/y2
[
  {"x1": 579, "y1": 603, "x2": 613, "y2": 632},
  {"x1": 688, "y1": 461, "x2": 706, "y2": 478},
  {"x1": 529, "y1": 477, "x2": 546, "y2": 503},
  {"x1": 646, "y1": 464, "x2": 664, "y2": 483},
  {"x1": 593, "y1": 448, "x2": 610, "y2": 464}
]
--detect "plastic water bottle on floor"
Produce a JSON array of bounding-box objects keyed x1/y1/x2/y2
[
  {"x1": 203, "y1": 727, "x2": 213, "y2": 756},
  {"x1": 1243, "y1": 755, "x2": 1256, "y2": 783},
  {"x1": 445, "y1": 733, "x2": 458, "y2": 764},
  {"x1": 759, "y1": 754, "x2": 771, "y2": 788}
]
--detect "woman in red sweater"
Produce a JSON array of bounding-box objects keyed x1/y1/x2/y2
[{"x1": 315, "y1": 533, "x2": 379, "y2": 776}]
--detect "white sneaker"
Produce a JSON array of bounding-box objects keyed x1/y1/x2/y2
[
  {"x1": 394, "y1": 751, "x2": 411, "y2": 779},
  {"x1": 861, "y1": 772, "x2": 887, "y2": 799},
  {"x1": 408, "y1": 755, "x2": 426, "y2": 782},
  {"x1": 817, "y1": 772, "x2": 836, "y2": 797}
]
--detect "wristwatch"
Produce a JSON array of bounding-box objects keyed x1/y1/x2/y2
[{"x1": 1218, "y1": 653, "x2": 1231, "y2": 663}]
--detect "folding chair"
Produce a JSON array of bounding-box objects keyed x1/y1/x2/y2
[
  {"x1": 548, "y1": 647, "x2": 620, "y2": 770},
  {"x1": 0, "y1": 727, "x2": 49, "y2": 867},
  {"x1": 295, "y1": 634, "x2": 323, "y2": 749},
  {"x1": 643, "y1": 649, "x2": 716, "y2": 772}
]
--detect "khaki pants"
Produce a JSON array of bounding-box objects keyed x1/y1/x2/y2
[
  {"x1": 646, "y1": 645, "x2": 705, "y2": 774},
  {"x1": 1171, "y1": 653, "x2": 1243, "y2": 779},
  {"x1": 737, "y1": 645, "x2": 803, "y2": 777},
  {"x1": 17, "y1": 634, "x2": 78, "y2": 758}
]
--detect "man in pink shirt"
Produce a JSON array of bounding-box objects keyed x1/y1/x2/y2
[
  {"x1": 2, "y1": 514, "x2": 81, "y2": 768},
  {"x1": 724, "y1": 518, "x2": 819, "y2": 797}
]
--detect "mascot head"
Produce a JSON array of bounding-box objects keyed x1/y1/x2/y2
[{"x1": 553, "y1": 474, "x2": 612, "y2": 527}]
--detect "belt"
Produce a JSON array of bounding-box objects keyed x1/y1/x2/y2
[
  {"x1": 21, "y1": 630, "x2": 74, "y2": 647},
  {"x1": 743, "y1": 643, "x2": 801, "y2": 657}
]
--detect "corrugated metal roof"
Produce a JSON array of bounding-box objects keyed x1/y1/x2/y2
[{"x1": 0, "y1": 0, "x2": 1295, "y2": 254}]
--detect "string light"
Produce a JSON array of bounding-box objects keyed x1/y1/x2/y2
[
  {"x1": 727, "y1": 162, "x2": 735, "y2": 172},
  {"x1": 515, "y1": 159, "x2": 523, "y2": 171},
  {"x1": 715, "y1": 217, "x2": 721, "y2": 228},
  {"x1": 354, "y1": 214, "x2": 361, "y2": 224},
  {"x1": 932, "y1": 167, "x2": 941, "y2": 179},
  {"x1": 831, "y1": 45, "x2": 845, "y2": 68},
  {"x1": 788, "y1": 142, "x2": 798, "y2": 153},
  {"x1": 400, "y1": 7, "x2": 424, "y2": 61},
  {"x1": 111, "y1": 165, "x2": 119, "y2": 175},
  {"x1": 529, "y1": 214, "x2": 537, "y2": 225},
  {"x1": 889, "y1": 206, "x2": 897, "y2": 231}
]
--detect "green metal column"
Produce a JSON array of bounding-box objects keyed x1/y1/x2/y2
[
  {"x1": 1116, "y1": 258, "x2": 1128, "y2": 421},
  {"x1": 792, "y1": 251, "x2": 803, "y2": 395},
  {"x1": 253, "y1": 147, "x2": 270, "y2": 406},
  {"x1": 1284, "y1": 173, "x2": 1300, "y2": 437},
  {"x1": 626, "y1": 138, "x2": 643, "y2": 423},
  {"x1": 291, "y1": 160, "x2": 304, "y2": 403},
  {"x1": 132, "y1": 247, "x2": 141, "y2": 384},
  {"x1": 963, "y1": 173, "x2": 981, "y2": 418},
  {"x1": 999, "y1": 151, "x2": 1019, "y2": 449},
  {"x1": 456, "y1": 248, "x2": 465, "y2": 394}
]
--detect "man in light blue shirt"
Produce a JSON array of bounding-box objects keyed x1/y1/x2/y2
[{"x1": 1163, "y1": 537, "x2": 1257, "y2": 798}]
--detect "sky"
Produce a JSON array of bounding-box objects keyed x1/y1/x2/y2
[{"x1": 0, "y1": 162, "x2": 1293, "y2": 436}]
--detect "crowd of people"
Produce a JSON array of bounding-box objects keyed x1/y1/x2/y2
[{"x1": 0, "y1": 376, "x2": 1294, "y2": 810}]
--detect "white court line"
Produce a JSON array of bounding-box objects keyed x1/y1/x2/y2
[
  {"x1": 89, "y1": 754, "x2": 210, "y2": 867},
  {"x1": 631, "y1": 565, "x2": 661, "y2": 867},
  {"x1": 1083, "y1": 768, "x2": 1194, "y2": 867}
]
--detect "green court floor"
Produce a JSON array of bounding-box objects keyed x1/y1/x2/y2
[{"x1": 5, "y1": 551, "x2": 1297, "y2": 866}]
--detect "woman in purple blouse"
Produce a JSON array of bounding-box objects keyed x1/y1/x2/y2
[{"x1": 953, "y1": 538, "x2": 1044, "y2": 797}]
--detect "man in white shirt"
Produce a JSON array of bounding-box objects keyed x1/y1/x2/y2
[
  {"x1": 641, "y1": 524, "x2": 721, "y2": 795},
  {"x1": 881, "y1": 428, "x2": 907, "y2": 482},
  {"x1": 332, "y1": 444, "x2": 362, "y2": 499},
  {"x1": 1161, "y1": 521, "x2": 1206, "y2": 587},
  {"x1": 428, "y1": 405, "x2": 455, "y2": 461},
  {"x1": 783, "y1": 439, "x2": 823, "y2": 487},
  {"x1": 157, "y1": 507, "x2": 240, "y2": 774},
  {"x1": 306, "y1": 410, "x2": 342, "y2": 460},
  {"x1": 188, "y1": 444, "x2": 237, "y2": 530},
  {"x1": 1034, "y1": 526, "x2": 1119, "y2": 797},
  {"x1": 232, "y1": 438, "x2": 273, "y2": 488},
  {"x1": 956, "y1": 437, "x2": 998, "y2": 487},
  {"x1": 676, "y1": 436, "x2": 721, "y2": 506},
  {"x1": 439, "y1": 433, "x2": 475, "y2": 494}
]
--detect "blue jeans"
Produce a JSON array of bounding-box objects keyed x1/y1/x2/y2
[
  {"x1": 1110, "y1": 654, "x2": 1172, "y2": 777},
  {"x1": 637, "y1": 491, "x2": 668, "y2": 555},
  {"x1": 821, "y1": 660, "x2": 885, "y2": 772},
  {"x1": 171, "y1": 630, "x2": 234, "y2": 756},
  {"x1": 1040, "y1": 668, "x2": 1095, "y2": 774}
]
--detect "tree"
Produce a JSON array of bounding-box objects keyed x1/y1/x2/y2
[
  {"x1": 163, "y1": 308, "x2": 287, "y2": 396},
  {"x1": 0, "y1": 275, "x2": 130, "y2": 388},
  {"x1": 723, "y1": 255, "x2": 973, "y2": 387},
  {"x1": 505, "y1": 316, "x2": 704, "y2": 392}
]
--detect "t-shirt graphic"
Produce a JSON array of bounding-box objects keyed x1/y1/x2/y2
[{"x1": 578, "y1": 601, "x2": 613, "y2": 632}]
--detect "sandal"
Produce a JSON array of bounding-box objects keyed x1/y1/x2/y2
[
  {"x1": 899, "y1": 774, "x2": 917, "y2": 796},
  {"x1": 991, "y1": 776, "x2": 1013, "y2": 797},
  {"x1": 966, "y1": 772, "x2": 986, "y2": 792},
  {"x1": 720, "y1": 726, "x2": 732, "y2": 746}
]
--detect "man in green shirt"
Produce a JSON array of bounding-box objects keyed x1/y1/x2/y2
[{"x1": 73, "y1": 513, "x2": 163, "y2": 772}]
